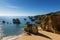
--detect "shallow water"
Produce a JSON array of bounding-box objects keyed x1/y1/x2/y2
[{"x1": 0, "y1": 16, "x2": 36, "y2": 40}]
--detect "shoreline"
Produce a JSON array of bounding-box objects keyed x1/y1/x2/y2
[
  {"x1": 1, "y1": 27, "x2": 60, "y2": 40},
  {"x1": 15, "y1": 27, "x2": 60, "y2": 40},
  {"x1": 1, "y1": 32, "x2": 25, "y2": 40}
]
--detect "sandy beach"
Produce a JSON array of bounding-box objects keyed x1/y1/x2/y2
[
  {"x1": 1, "y1": 28, "x2": 60, "y2": 40},
  {"x1": 15, "y1": 28, "x2": 60, "y2": 40}
]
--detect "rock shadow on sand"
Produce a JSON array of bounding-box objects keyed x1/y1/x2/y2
[{"x1": 34, "y1": 32, "x2": 52, "y2": 40}]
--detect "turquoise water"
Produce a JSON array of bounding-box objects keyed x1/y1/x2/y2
[{"x1": 0, "y1": 16, "x2": 36, "y2": 39}]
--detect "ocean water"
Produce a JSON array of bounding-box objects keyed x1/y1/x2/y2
[{"x1": 0, "y1": 16, "x2": 36, "y2": 40}]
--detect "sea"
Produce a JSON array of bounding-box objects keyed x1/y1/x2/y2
[{"x1": 0, "y1": 16, "x2": 36, "y2": 40}]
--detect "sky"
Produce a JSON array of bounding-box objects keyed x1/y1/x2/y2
[{"x1": 0, "y1": 0, "x2": 60, "y2": 16}]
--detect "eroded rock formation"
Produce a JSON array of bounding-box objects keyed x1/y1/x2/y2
[
  {"x1": 24, "y1": 22, "x2": 38, "y2": 34},
  {"x1": 41, "y1": 15, "x2": 60, "y2": 34},
  {"x1": 13, "y1": 18, "x2": 21, "y2": 24}
]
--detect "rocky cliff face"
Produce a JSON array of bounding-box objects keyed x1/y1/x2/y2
[
  {"x1": 40, "y1": 15, "x2": 60, "y2": 34},
  {"x1": 34, "y1": 11, "x2": 60, "y2": 34}
]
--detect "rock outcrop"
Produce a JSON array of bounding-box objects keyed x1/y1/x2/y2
[
  {"x1": 24, "y1": 22, "x2": 38, "y2": 34},
  {"x1": 2, "y1": 21, "x2": 5, "y2": 23},
  {"x1": 13, "y1": 18, "x2": 20, "y2": 24},
  {"x1": 24, "y1": 18, "x2": 26, "y2": 21},
  {"x1": 32, "y1": 24, "x2": 38, "y2": 34},
  {"x1": 41, "y1": 15, "x2": 60, "y2": 34},
  {"x1": 35, "y1": 18, "x2": 41, "y2": 24}
]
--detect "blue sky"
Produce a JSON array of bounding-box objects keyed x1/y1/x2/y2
[{"x1": 0, "y1": 0, "x2": 60, "y2": 16}]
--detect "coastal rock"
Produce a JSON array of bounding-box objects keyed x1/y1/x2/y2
[
  {"x1": 13, "y1": 18, "x2": 20, "y2": 24},
  {"x1": 28, "y1": 16, "x2": 33, "y2": 20},
  {"x1": 34, "y1": 16, "x2": 39, "y2": 20},
  {"x1": 32, "y1": 24, "x2": 38, "y2": 34},
  {"x1": 24, "y1": 22, "x2": 38, "y2": 34},
  {"x1": 28, "y1": 16, "x2": 35, "y2": 21},
  {"x1": 41, "y1": 15, "x2": 60, "y2": 34},
  {"x1": 31, "y1": 18, "x2": 35, "y2": 21},
  {"x1": 36, "y1": 18, "x2": 41, "y2": 24},
  {"x1": 24, "y1": 18, "x2": 26, "y2": 21},
  {"x1": 2, "y1": 21, "x2": 5, "y2": 23},
  {"x1": 24, "y1": 22, "x2": 31, "y2": 32}
]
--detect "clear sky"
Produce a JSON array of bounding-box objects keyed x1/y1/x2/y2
[{"x1": 0, "y1": 0, "x2": 60, "y2": 16}]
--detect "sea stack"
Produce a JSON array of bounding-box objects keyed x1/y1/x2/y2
[
  {"x1": 13, "y1": 18, "x2": 21, "y2": 24},
  {"x1": 2, "y1": 21, "x2": 5, "y2": 24},
  {"x1": 24, "y1": 18, "x2": 26, "y2": 21},
  {"x1": 40, "y1": 15, "x2": 60, "y2": 34}
]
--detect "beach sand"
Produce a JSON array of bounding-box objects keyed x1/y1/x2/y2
[
  {"x1": 15, "y1": 28, "x2": 60, "y2": 40},
  {"x1": 2, "y1": 28, "x2": 60, "y2": 40}
]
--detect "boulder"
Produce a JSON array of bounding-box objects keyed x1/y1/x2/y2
[
  {"x1": 24, "y1": 22, "x2": 38, "y2": 34},
  {"x1": 24, "y1": 22, "x2": 31, "y2": 32},
  {"x1": 2, "y1": 21, "x2": 5, "y2": 23},
  {"x1": 13, "y1": 18, "x2": 21, "y2": 24},
  {"x1": 32, "y1": 24, "x2": 38, "y2": 34}
]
